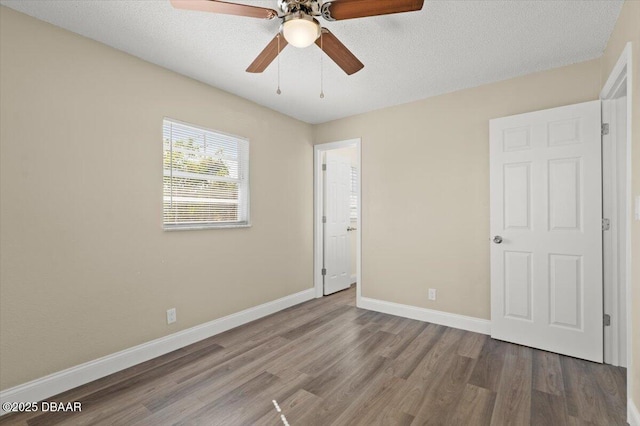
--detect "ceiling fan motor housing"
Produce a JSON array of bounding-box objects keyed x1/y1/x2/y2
[{"x1": 277, "y1": 0, "x2": 320, "y2": 16}]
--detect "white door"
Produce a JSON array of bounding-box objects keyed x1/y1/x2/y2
[
  {"x1": 324, "y1": 151, "x2": 351, "y2": 295},
  {"x1": 490, "y1": 100, "x2": 603, "y2": 362}
]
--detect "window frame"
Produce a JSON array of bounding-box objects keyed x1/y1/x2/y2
[{"x1": 162, "y1": 117, "x2": 251, "y2": 231}]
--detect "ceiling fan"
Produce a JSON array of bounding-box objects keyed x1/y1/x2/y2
[{"x1": 170, "y1": 0, "x2": 425, "y2": 75}]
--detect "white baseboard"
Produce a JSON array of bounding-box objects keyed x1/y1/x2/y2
[
  {"x1": 0, "y1": 288, "x2": 315, "y2": 415},
  {"x1": 630, "y1": 398, "x2": 640, "y2": 426},
  {"x1": 350, "y1": 274, "x2": 357, "y2": 284},
  {"x1": 358, "y1": 297, "x2": 491, "y2": 335}
]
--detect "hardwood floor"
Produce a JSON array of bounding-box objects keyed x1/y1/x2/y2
[{"x1": 0, "y1": 286, "x2": 627, "y2": 425}]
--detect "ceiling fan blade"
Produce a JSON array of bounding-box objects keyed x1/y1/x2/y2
[
  {"x1": 322, "y1": 0, "x2": 424, "y2": 21},
  {"x1": 246, "y1": 34, "x2": 288, "y2": 73},
  {"x1": 316, "y1": 29, "x2": 364, "y2": 75},
  {"x1": 170, "y1": 0, "x2": 278, "y2": 20}
]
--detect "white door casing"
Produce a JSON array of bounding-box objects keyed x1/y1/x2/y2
[
  {"x1": 490, "y1": 100, "x2": 603, "y2": 362},
  {"x1": 602, "y1": 94, "x2": 628, "y2": 367},
  {"x1": 324, "y1": 151, "x2": 351, "y2": 295}
]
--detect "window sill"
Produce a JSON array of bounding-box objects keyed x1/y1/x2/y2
[{"x1": 163, "y1": 223, "x2": 252, "y2": 231}]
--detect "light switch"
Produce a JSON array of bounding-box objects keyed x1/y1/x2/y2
[{"x1": 635, "y1": 196, "x2": 640, "y2": 221}]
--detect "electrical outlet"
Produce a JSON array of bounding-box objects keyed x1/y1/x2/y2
[
  {"x1": 167, "y1": 308, "x2": 177, "y2": 324},
  {"x1": 428, "y1": 288, "x2": 437, "y2": 301}
]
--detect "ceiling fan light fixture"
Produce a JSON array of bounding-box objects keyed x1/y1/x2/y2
[{"x1": 281, "y1": 13, "x2": 320, "y2": 48}]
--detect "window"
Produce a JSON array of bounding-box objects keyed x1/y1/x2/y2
[
  {"x1": 350, "y1": 166, "x2": 358, "y2": 220},
  {"x1": 163, "y1": 119, "x2": 249, "y2": 229}
]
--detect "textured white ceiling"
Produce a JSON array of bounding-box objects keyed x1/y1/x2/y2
[{"x1": 0, "y1": 0, "x2": 623, "y2": 124}]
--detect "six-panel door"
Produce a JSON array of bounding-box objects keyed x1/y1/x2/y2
[{"x1": 490, "y1": 100, "x2": 603, "y2": 362}]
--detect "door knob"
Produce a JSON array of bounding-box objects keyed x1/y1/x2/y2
[{"x1": 493, "y1": 235, "x2": 503, "y2": 244}]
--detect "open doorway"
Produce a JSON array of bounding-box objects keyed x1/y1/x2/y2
[{"x1": 314, "y1": 139, "x2": 361, "y2": 304}]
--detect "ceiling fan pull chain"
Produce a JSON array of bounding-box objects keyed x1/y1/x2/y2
[
  {"x1": 319, "y1": 31, "x2": 325, "y2": 99},
  {"x1": 276, "y1": 33, "x2": 282, "y2": 95}
]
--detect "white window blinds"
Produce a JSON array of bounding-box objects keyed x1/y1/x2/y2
[
  {"x1": 163, "y1": 119, "x2": 250, "y2": 229},
  {"x1": 350, "y1": 166, "x2": 358, "y2": 220}
]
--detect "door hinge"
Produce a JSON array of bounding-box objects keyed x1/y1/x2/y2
[
  {"x1": 321, "y1": 268, "x2": 327, "y2": 276},
  {"x1": 602, "y1": 218, "x2": 610, "y2": 231},
  {"x1": 322, "y1": 164, "x2": 327, "y2": 171},
  {"x1": 604, "y1": 314, "x2": 611, "y2": 326},
  {"x1": 602, "y1": 123, "x2": 609, "y2": 136},
  {"x1": 322, "y1": 216, "x2": 327, "y2": 223}
]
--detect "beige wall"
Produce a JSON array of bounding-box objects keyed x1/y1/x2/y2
[
  {"x1": 314, "y1": 60, "x2": 602, "y2": 320},
  {"x1": 600, "y1": 0, "x2": 640, "y2": 411},
  {"x1": 0, "y1": 7, "x2": 314, "y2": 390}
]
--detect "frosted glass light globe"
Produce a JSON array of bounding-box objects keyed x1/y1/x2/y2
[{"x1": 282, "y1": 16, "x2": 320, "y2": 48}]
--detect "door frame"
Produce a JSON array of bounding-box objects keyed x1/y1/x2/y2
[
  {"x1": 599, "y1": 41, "x2": 633, "y2": 418},
  {"x1": 314, "y1": 139, "x2": 362, "y2": 305}
]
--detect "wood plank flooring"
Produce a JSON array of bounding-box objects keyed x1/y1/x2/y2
[{"x1": 0, "y1": 286, "x2": 627, "y2": 425}]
